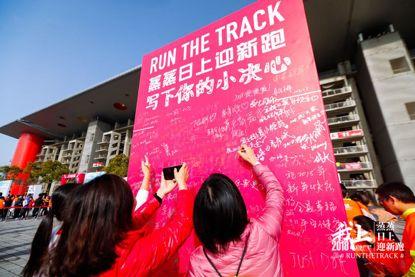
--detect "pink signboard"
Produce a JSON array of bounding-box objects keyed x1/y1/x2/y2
[{"x1": 128, "y1": 0, "x2": 359, "y2": 276}]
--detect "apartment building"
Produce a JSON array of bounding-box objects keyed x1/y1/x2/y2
[
  {"x1": 320, "y1": 74, "x2": 383, "y2": 190},
  {"x1": 93, "y1": 119, "x2": 133, "y2": 169},
  {"x1": 35, "y1": 119, "x2": 133, "y2": 174}
]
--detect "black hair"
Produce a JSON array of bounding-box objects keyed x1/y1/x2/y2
[
  {"x1": 193, "y1": 173, "x2": 249, "y2": 254},
  {"x1": 376, "y1": 182, "x2": 415, "y2": 204},
  {"x1": 353, "y1": 215, "x2": 399, "y2": 242},
  {"x1": 51, "y1": 183, "x2": 78, "y2": 221},
  {"x1": 49, "y1": 174, "x2": 134, "y2": 277},
  {"x1": 22, "y1": 183, "x2": 78, "y2": 277},
  {"x1": 350, "y1": 192, "x2": 370, "y2": 206},
  {"x1": 340, "y1": 183, "x2": 348, "y2": 198},
  {"x1": 353, "y1": 215, "x2": 375, "y2": 233}
]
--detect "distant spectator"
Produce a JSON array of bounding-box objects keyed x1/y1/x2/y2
[
  {"x1": 20, "y1": 195, "x2": 34, "y2": 219},
  {"x1": 32, "y1": 195, "x2": 44, "y2": 218},
  {"x1": 13, "y1": 196, "x2": 23, "y2": 219},
  {"x1": 9, "y1": 195, "x2": 16, "y2": 216},
  {"x1": 40, "y1": 196, "x2": 50, "y2": 216},
  {"x1": 0, "y1": 196, "x2": 5, "y2": 221},
  {"x1": 2, "y1": 195, "x2": 13, "y2": 220}
]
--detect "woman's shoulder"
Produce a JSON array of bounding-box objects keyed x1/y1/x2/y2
[
  {"x1": 250, "y1": 218, "x2": 265, "y2": 230},
  {"x1": 190, "y1": 245, "x2": 204, "y2": 260},
  {"x1": 249, "y1": 218, "x2": 276, "y2": 239}
]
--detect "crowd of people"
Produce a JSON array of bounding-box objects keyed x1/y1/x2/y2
[
  {"x1": 6, "y1": 144, "x2": 413, "y2": 276},
  {"x1": 0, "y1": 193, "x2": 51, "y2": 221}
]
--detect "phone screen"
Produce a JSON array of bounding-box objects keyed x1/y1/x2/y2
[{"x1": 162, "y1": 165, "x2": 182, "y2": 180}]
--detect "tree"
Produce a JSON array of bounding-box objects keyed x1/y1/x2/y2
[
  {"x1": 0, "y1": 165, "x2": 24, "y2": 194},
  {"x1": 0, "y1": 165, "x2": 22, "y2": 182},
  {"x1": 24, "y1": 162, "x2": 43, "y2": 184},
  {"x1": 103, "y1": 154, "x2": 129, "y2": 177},
  {"x1": 25, "y1": 161, "x2": 70, "y2": 193}
]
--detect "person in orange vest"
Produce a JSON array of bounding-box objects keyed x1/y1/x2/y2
[
  {"x1": 341, "y1": 183, "x2": 364, "y2": 228},
  {"x1": 0, "y1": 196, "x2": 5, "y2": 221},
  {"x1": 41, "y1": 195, "x2": 51, "y2": 216},
  {"x1": 376, "y1": 182, "x2": 415, "y2": 277}
]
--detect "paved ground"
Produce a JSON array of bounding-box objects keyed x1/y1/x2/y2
[{"x1": 0, "y1": 218, "x2": 41, "y2": 276}]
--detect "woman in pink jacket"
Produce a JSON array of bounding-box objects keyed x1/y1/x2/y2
[{"x1": 189, "y1": 145, "x2": 285, "y2": 277}]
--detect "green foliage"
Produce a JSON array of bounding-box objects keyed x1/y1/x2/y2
[
  {"x1": 24, "y1": 162, "x2": 43, "y2": 184},
  {"x1": 0, "y1": 165, "x2": 22, "y2": 181},
  {"x1": 25, "y1": 161, "x2": 69, "y2": 184},
  {"x1": 103, "y1": 154, "x2": 129, "y2": 177}
]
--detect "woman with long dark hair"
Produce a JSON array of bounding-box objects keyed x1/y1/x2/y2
[
  {"x1": 189, "y1": 145, "x2": 285, "y2": 277},
  {"x1": 22, "y1": 183, "x2": 78, "y2": 277},
  {"x1": 49, "y1": 163, "x2": 192, "y2": 277}
]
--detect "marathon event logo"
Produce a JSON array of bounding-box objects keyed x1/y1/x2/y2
[{"x1": 331, "y1": 221, "x2": 405, "y2": 260}]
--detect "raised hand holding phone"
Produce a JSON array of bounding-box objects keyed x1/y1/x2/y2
[
  {"x1": 162, "y1": 165, "x2": 182, "y2": 180},
  {"x1": 174, "y1": 163, "x2": 189, "y2": 190},
  {"x1": 156, "y1": 172, "x2": 177, "y2": 199}
]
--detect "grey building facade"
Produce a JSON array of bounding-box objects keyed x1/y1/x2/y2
[{"x1": 357, "y1": 30, "x2": 415, "y2": 191}]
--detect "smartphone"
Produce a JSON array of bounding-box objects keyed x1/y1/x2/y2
[{"x1": 162, "y1": 165, "x2": 182, "y2": 180}]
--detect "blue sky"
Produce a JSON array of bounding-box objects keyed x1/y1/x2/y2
[{"x1": 0, "y1": 0, "x2": 255, "y2": 165}]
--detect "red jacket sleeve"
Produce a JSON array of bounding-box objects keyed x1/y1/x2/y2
[
  {"x1": 131, "y1": 197, "x2": 160, "y2": 230},
  {"x1": 121, "y1": 189, "x2": 194, "y2": 275},
  {"x1": 253, "y1": 164, "x2": 285, "y2": 240}
]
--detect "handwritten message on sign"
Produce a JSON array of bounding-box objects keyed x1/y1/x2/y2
[{"x1": 128, "y1": 0, "x2": 358, "y2": 275}]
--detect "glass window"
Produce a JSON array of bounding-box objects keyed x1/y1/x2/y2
[
  {"x1": 405, "y1": 102, "x2": 415, "y2": 120},
  {"x1": 389, "y1": 57, "x2": 410, "y2": 74}
]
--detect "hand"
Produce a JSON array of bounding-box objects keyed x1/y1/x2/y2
[
  {"x1": 156, "y1": 173, "x2": 177, "y2": 199},
  {"x1": 237, "y1": 144, "x2": 259, "y2": 166},
  {"x1": 141, "y1": 155, "x2": 151, "y2": 180},
  {"x1": 174, "y1": 163, "x2": 189, "y2": 190}
]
